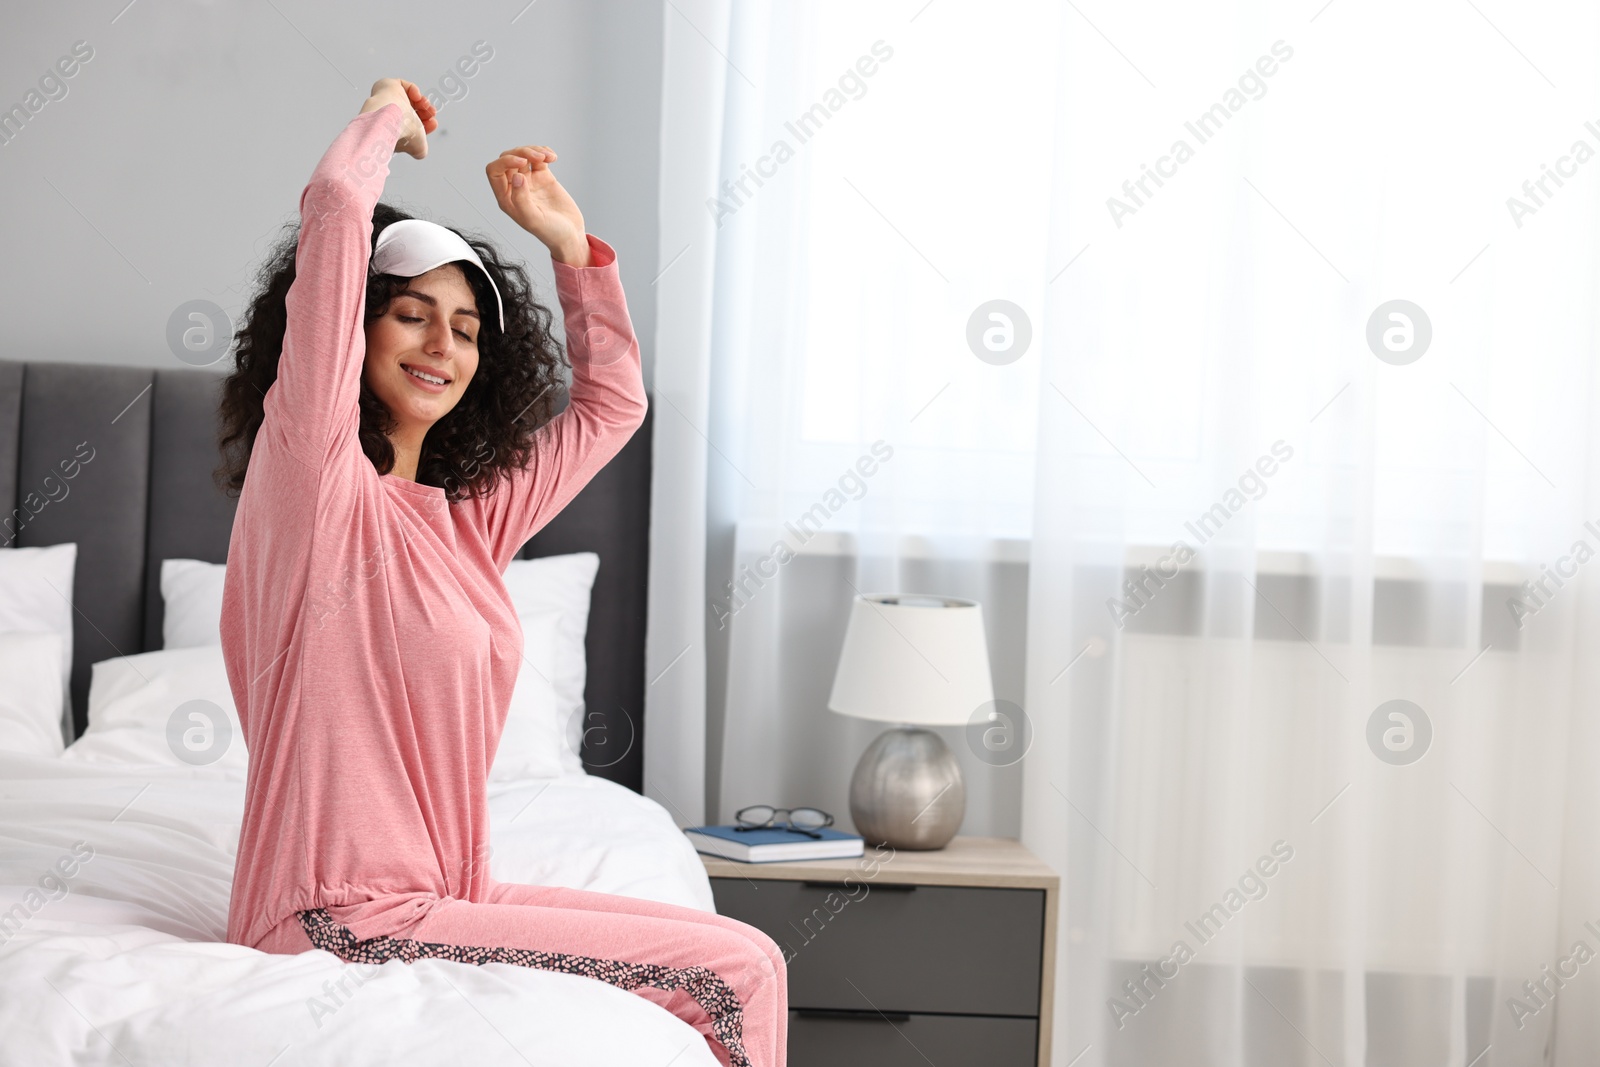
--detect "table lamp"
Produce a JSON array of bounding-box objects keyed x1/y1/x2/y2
[{"x1": 827, "y1": 593, "x2": 995, "y2": 850}]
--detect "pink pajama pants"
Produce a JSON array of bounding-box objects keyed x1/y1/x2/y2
[{"x1": 254, "y1": 882, "x2": 788, "y2": 1067}]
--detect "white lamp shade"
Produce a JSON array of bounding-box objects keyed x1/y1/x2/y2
[{"x1": 827, "y1": 594, "x2": 995, "y2": 726}]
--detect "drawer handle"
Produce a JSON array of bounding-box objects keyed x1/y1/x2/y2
[
  {"x1": 800, "y1": 880, "x2": 917, "y2": 892},
  {"x1": 796, "y1": 1008, "x2": 913, "y2": 1023}
]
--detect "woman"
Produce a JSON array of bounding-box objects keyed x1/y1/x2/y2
[{"x1": 215, "y1": 78, "x2": 786, "y2": 1067}]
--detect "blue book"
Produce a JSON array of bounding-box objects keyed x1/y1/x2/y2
[{"x1": 684, "y1": 824, "x2": 865, "y2": 863}]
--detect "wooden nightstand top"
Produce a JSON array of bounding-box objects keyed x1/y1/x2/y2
[{"x1": 698, "y1": 835, "x2": 1059, "y2": 891}]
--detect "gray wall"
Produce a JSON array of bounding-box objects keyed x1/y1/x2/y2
[{"x1": 0, "y1": 0, "x2": 662, "y2": 382}]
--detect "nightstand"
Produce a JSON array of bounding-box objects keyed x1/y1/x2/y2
[{"x1": 702, "y1": 836, "x2": 1059, "y2": 1067}]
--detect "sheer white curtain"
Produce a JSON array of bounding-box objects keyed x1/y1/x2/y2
[
  {"x1": 1025, "y1": 2, "x2": 1600, "y2": 1065},
  {"x1": 654, "y1": 0, "x2": 1600, "y2": 1063},
  {"x1": 653, "y1": 0, "x2": 1054, "y2": 831}
]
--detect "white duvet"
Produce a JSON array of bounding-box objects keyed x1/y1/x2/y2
[{"x1": 0, "y1": 752, "x2": 721, "y2": 1066}]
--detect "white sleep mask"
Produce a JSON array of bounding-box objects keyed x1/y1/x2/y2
[{"x1": 371, "y1": 218, "x2": 505, "y2": 332}]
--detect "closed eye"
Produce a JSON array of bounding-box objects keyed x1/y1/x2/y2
[{"x1": 397, "y1": 314, "x2": 474, "y2": 343}]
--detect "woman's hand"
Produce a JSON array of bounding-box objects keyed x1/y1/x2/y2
[
  {"x1": 358, "y1": 78, "x2": 436, "y2": 159},
  {"x1": 487, "y1": 146, "x2": 590, "y2": 266}
]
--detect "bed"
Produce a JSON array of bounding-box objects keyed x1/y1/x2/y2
[{"x1": 0, "y1": 359, "x2": 722, "y2": 1066}]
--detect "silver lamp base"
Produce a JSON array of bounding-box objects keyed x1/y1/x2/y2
[{"x1": 848, "y1": 726, "x2": 966, "y2": 850}]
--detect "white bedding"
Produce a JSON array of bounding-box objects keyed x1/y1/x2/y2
[{"x1": 0, "y1": 751, "x2": 719, "y2": 1066}]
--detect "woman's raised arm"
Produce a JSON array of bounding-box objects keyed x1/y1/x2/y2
[
  {"x1": 260, "y1": 80, "x2": 435, "y2": 471},
  {"x1": 471, "y1": 233, "x2": 649, "y2": 570},
  {"x1": 468, "y1": 146, "x2": 648, "y2": 568}
]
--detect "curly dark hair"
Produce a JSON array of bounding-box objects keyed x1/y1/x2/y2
[{"x1": 217, "y1": 202, "x2": 566, "y2": 502}]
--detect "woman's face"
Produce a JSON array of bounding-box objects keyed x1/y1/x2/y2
[{"x1": 363, "y1": 262, "x2": 482, "y2": 434}]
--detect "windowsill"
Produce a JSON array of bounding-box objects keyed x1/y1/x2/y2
[
  {"x1": 735, "y1": 520, "x2": 1530, "y2": 583},
  {"x1": 1123, "y1": 544, "x2": 1528, "y2": 585}
]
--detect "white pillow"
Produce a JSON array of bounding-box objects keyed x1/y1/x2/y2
[
  {"x1": 490, "y1": 606, "x2": 567, "y2": 780},
  {"x1": 0, "y1": 631, "x2": 67, "y2": 756},
  {"x1": 492, "y1": 552, "x2": 600, "y2": 781},
  {"x1": 0, "y1": 543, "x2": 77, "y2": 716},
  {"x1": 158, "y1": 553, "x2": 599, "y2": 779},
  {"x1": 63, "y1": 646, "x2": 245, "y2": 775},
  {"x1": 160, "y1": 558, "x2": 225, "y2": 648}
]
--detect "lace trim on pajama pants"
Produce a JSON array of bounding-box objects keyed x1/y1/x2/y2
[{"x1": 296, "y1": 907, "x2": 751, "y2": 1067}]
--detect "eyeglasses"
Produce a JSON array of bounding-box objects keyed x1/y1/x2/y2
[{"x1": 733, "y1": 805, "x2": 834, "y2": 840}]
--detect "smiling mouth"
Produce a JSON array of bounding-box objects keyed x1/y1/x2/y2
[{"x1": 402, "y1": 364, "x2": 451, "y2": 387}]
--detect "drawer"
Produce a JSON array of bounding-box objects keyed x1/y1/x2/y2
[
  {"x1": 789, "y1": 1009, "x2": 1037, "y2": 1067},
  {"x1": 710, "y1": 877, "x2": 1044, "y2": 1016}
]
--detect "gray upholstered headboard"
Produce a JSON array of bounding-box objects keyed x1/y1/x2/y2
[{"x1": 0, "y1": 360, "x2": 651, "y2": 793}]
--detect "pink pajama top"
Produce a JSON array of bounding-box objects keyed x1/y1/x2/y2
[{"x1": 220, "y1": 102, "x2": 648, "y2": 952}]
